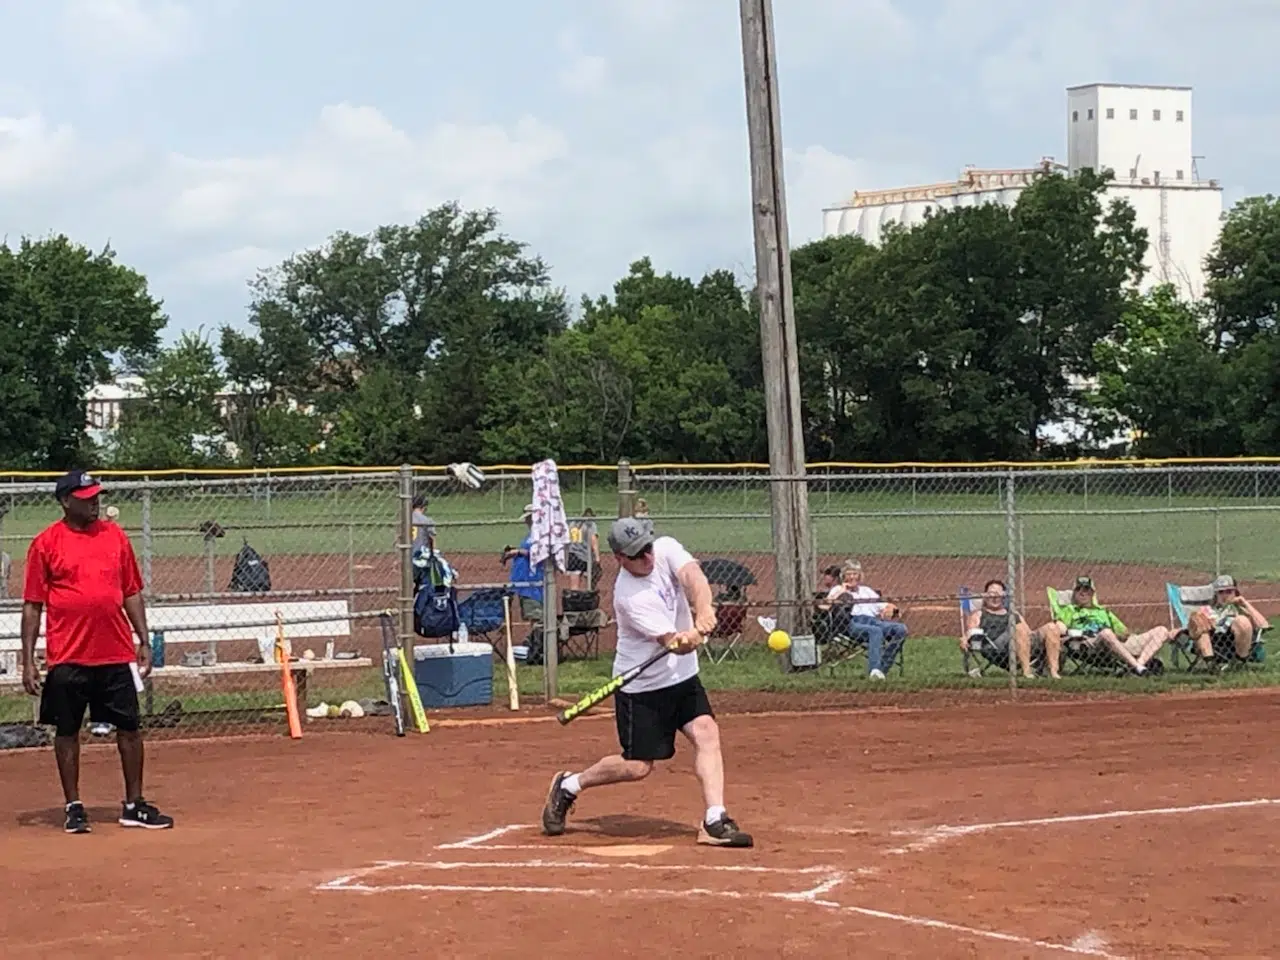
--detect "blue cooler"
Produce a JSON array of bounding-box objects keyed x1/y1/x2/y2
[{"x1": 412, "y1": 642, "x2": 494, "y2": 708}]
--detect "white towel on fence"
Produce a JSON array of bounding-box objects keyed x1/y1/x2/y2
[{"x1": 529, "y1": 459, "x2": 570, "y2": 572}]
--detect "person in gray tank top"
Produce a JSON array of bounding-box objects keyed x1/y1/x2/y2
[{"x1": 961, "y1": 579, "x2": 1044, "y2": 678}]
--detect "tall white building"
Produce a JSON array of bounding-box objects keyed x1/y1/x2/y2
[{"x1": 822, "y1": 84, "x2": 1224, "y2": 300}]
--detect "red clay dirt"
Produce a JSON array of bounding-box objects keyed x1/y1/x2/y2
[{"x1": 2, "y1": 688, "x2": 1278, "y2": 958}]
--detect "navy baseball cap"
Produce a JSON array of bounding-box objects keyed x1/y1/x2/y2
[
  {"x1": 608, "y1": 516, "x2": 656, "y2": 558},
  {"x1": 55, "y1": 469, "x2": 103, "y2": 501}
]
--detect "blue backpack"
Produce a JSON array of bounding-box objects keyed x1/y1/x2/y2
[{"x1": 414, "y1": 549, "x2": 460, "y2": 640}]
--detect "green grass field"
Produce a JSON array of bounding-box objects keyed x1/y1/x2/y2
[{"x1": 3, "y1": 479, "x2": 1279, "y2": 579}]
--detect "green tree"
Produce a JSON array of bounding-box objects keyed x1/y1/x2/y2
[
  {"x1": 110, "y1": 331, "x2": 230, "y2": 467},
  {"x1": 1090, "y1": 286, "x2": 1237, "y2": 456},
  {"x1": 481, "y1": 259, "x2": 765, "y2": 464},
  {"x1": 1205, "y1": 194, "x2": 1280, "y2": 348},
  {"x1": 1010, "y1": 168, "x2": 1148, "y2": 446},
  {"x1": 0, "y1": 235, "x2": 165, "y2": 468},
  {"x1": 236, "y1": 202, "x2": 567, "y2": 464}
]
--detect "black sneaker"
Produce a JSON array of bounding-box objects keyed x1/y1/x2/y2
[
  {"x1": 118, "y1": 799, "x2": 174, "y2": 830},
  {"x1": 697, "y1": 814, "x2": 753, "y2": 848},
  {"x1": 541, "y1": 771, "x2": 577, "y2": 837},
  {"x1": 64, "y1": 802, "x2": 91, "y2": 834}
]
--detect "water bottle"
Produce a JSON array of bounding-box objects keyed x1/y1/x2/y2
[{"x1": 151, "y1": 630, "x2": 165, "y2": 668}]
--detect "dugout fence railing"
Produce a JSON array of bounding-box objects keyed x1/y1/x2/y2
[{"x1": 2, "y1": 459, "x2": 1280, "y2": 735}]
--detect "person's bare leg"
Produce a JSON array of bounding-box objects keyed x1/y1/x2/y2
[
  {"x1": 1013, "y1": 623, "x2": 1034, "y2": 678},
  {"x1": 53, "y1": 736, "x2": 81, "y2": 804},
  {"x1": 681, "y1": 715, "x2": 724, "y2": 811},
  {"x1": 1040, "y1": 623, "x2": 1063, "y2": 678},
  {"x1": 1101, "y1": 630, "x2": 1143, "y2": 670},
  {"x1": 1231, "y1": 616, "x2": 1254, "y2": 659},
  {"x1": 577, "y1": 755, "x2": 652, "y2": 789},
  {"x1": 117, "y1": 729, "x2": 144, "y2": 803}
]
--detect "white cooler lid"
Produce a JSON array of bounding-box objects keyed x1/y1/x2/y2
[{"x1": 413, "y1": 642, "x2": 493, "y2": 660}]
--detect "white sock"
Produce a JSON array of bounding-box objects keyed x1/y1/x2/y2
[
  {"x1": 705, "y1": 805, "x2": 726, "y2": 825},
  {"x1": 562, "y1": 774, "x2": 582, "y2": 795}
]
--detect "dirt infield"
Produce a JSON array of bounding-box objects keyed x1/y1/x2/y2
[{"x1": 2, "y1": 688, "x2": 1277, "y2": 958}]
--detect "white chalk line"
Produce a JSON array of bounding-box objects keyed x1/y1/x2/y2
[
  {"x1": 437, "y1": 823, "x2": 528, "y2": 849},
  {"x1": 318, "y1": 868, "x2": 1119, "y2": 956},
  {"x1": 323, "y1": 798, "x2": 1280, "y2": 956},
  {"x1": 880, "y1": 797, "x2": 1280, "y2": 855},
  {"x1": 807, "y1": 898, "x2": 1124, "y2": 959},
  {"x1": 354, "y1": 858, "x2": 838, "y2": 875}
]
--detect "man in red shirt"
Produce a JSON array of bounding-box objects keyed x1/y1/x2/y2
[{"x1": 21, "y1": 470, "x2": 174, "y2": 834}]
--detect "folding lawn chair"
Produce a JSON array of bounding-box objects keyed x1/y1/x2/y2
[
  {"x1": 959, "y1": 586, "x2": 1039, "y2": 677},
  {"x1": 703, "y1": 588, "x2": 749, "y2": 664},
  {"x1": 560, "y1": 589, "x2": 606, "y2": 661},
  {"x1": 457, "y1": 587, "x2": 509, "y2": 644},
  {"x1": 1165, "y1": 582, "x2": 1267, "y2": 672},
  {"x1": 1046, "y1": 587, "x2": 1126, "y2": 676},
  {"x1": 813, "y1": 602, "x2": 906, "y2": 677},
  {"x1": 959, "y1": 586, "x2": 1000, "y2": 676}
]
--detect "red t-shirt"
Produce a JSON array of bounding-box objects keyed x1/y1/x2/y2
[{"x1": 23, "y1": 519, "x2": 143, "y2": 666}]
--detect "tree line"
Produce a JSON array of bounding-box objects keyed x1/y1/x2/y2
[{"x1": 2, "y1": 173, "x2": 1278, "y2": 471}]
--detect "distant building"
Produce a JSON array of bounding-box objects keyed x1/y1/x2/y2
[{"x1": 822, "y1": 84, "x2": 1224, "y2": 301}]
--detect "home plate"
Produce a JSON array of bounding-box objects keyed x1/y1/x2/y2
[{"x1": 579, "y1": 844, "x2": 671, "y2": 858}]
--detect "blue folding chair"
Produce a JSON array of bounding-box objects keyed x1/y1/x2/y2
[
  {"x1": 457, "y1": 587, "x2": 510, "y2": 644},
  {"x1": 1165, "y1": 582, "x2": 1267, "y2": 672}
]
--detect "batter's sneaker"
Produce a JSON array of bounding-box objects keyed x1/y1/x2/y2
[
  {"x1": 64, "y1": 802, "x2": 90, "y2": 834},
  {"x1": 541, "y1": 771, "x2": 577, "y2": 836},
  {"x1": 698, "y1": 814, "x2": 753, "y2": 848},
  {"x1": 119, "y1": 799, "x2": 174, "y2": 830}
]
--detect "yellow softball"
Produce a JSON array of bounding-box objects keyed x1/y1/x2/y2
[{"x1": 767, "y1": 629, "x2": 791, "y2": 653}]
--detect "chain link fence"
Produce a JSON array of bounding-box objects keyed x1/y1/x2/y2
[
  {"x1": 3, "y1": 461, "x2": 1279, "y2": 741},
  {"x1": 625, "y1": 461, "x2": 1280, "y2": 712},
  {"x1": 0, "y1": 470, "x2": 402, "y2": 738}
]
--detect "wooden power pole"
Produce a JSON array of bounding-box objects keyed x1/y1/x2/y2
[{"x1": 739, "y1": 0, "x2": 813, "y2": 634}]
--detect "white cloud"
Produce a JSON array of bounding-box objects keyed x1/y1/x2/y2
[
  {"x1": 59, "y1": 0, "x2": 197, "y2": 71},
  {"x1": 783, "y1": 144, "x2": 931, "y2": 244},
  {"x1": 15, "y1": 103, "x2": 568, "y2": 292},
  {"x1": 0, "y1": 113, "x2": 78, "y2": 192}
]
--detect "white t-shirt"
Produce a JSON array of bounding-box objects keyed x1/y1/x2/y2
[
  {"x1": 827, "y1": 583, "x2": 886, "y2": 618},
  {"x1": 613, "y1": 536, "x2": 699, "y2": 694}
]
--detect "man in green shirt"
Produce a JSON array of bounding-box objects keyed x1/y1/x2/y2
[
  {"x1": 1038, "y1": 576, "x2": 1170, "y2": 675},
  {"x1": 1187, "y1": 574, "x2": 1269, "y2": 662}
]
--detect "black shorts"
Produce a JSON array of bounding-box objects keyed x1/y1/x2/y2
[
  {"x1": 615, "y1": 675, "x2": 714, "y2": 762},
  {"x1": 39, "y1": 663, "x2": 140, "y2": 737}
]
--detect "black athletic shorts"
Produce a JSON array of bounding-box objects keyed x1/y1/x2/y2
[
  {"x1": 39, "y1": 663, "x2": 140, "y2": 737},
  {"x1": 615, "y1": 675, "x2": 714, "y2": 762}
]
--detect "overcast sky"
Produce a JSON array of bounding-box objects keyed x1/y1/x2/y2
[{"x1": 2, "y1": 0, "x2": 1278, "y2": 341}]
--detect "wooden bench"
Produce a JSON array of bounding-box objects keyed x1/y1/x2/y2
[{"x1": 0, "y1": 600, "x2": 372, "y2": 723}]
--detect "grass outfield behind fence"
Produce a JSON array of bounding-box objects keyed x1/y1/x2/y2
[{"x1": 2, "y1": 459, "x2": 1280, "y2": 737}]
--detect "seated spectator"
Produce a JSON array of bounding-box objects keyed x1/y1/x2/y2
[
  {"x1": 822, "y1": 559, "x2": 907, "y2": 681},
  {"x1": 1186, "y1": 574, "x2": 1269, "y2": 663},
  {"x1": 1036, "y1": 576, "x2": 1169, "y2": 676},
  {"x1": 816, "y1": 565, "x2": 842, "y2": 598},
  {"x1": 960, "y1": 579, "x2": 1045, "y2": 679}
]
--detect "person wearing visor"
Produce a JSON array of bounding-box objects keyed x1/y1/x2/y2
[
  {"x1": 1187, "y1": 574, "x2": 1269, "y2": 663},
  {"x1": 21, "y1": 470, "x2": 173, "y2": 833},
  {"x1": 541, "y1": 516, "x2": 753, "y2": 848}
]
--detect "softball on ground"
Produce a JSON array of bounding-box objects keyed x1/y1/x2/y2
[{"x1": 767, "y1": 629, "x2": 791, "y2": 653}]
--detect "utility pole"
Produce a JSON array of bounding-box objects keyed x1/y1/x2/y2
[{"x1": 739, "y1": 0, "x2": 813, "y2": 634}]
